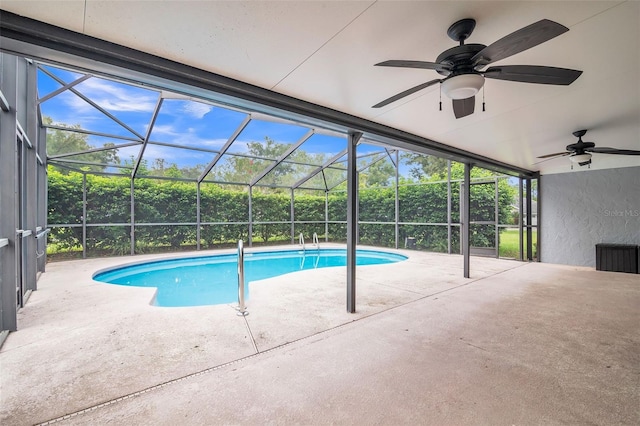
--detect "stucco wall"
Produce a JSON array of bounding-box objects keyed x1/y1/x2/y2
[{"x1": 540, "y1": 166, "x2": 640, "y2": 267}]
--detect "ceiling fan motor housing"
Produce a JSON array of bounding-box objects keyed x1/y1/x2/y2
[
  {"x1": 435, "y1": 44, "x2": 486, "y2": 77},
  {"x1": 566, "y1": 141, "x2": 595, "y2": 152}
]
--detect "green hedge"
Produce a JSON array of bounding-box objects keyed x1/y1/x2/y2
[{"x1": 47, "y1": 167, "x2": 514, "y2": 257}]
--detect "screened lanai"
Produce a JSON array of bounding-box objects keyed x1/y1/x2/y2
[
  {"x1": 1, "y1": 53, "x2": 538, "y2": 343},
  {"x1": 39, "y1": 62, "x2": 537, "y2": 256}
]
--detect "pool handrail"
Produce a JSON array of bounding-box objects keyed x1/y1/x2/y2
[
  {"x1": 299, "y1": 232, "x2": 305, "y2": 254},
  {"x1": 236, "y1": 240, "x2": 248, "y2": 316}
]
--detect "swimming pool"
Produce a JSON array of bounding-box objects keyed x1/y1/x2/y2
[{"x1": 93, "y1": 248, "x2": 407, "y2": 307}]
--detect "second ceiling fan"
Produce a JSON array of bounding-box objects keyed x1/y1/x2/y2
[{"x1": 372, "y1": 18, "x2": 583, "y2": 118}]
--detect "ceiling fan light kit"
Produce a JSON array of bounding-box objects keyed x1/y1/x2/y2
[
  {"x1": 441, "y1": 74, "x2": 484, "y2": 100},
  {"x1": 373, "y1": 18, "x2": 583, "y2": 118},
  {"x1": 570, "y1": 153, "x2": 592, "y2": 164}
]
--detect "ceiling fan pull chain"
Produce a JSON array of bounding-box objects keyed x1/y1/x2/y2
[
  {"x1": 482, "y1": 86, "x2": 486, "y2": 112},
  {"x1": 439, "y1": 84, "x2": 442, "y2": 111}
]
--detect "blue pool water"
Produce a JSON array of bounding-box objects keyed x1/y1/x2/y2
[{"x1": 93, "y1": 249, "x2": 407, "y2": 307}]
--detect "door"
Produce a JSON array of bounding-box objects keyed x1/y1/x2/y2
[{"x1": 461, "y1": 179, "x2": 498, "y2": 258}]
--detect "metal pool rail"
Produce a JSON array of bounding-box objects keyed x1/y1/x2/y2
[{"x1": 236, "y1": 240, "x2": 248, "y2": 316}]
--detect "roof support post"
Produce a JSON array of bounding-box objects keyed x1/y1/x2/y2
[
  {"x1": 518, "y1": 177, "x2": 524, "y2": 261},
  {"x1": 347, "y1": 131, "x2": 362, "y2": 313},
  {"x1": 24, "y1": 58, "x2": 38, "y2": 293},
  {"x1": 394, "y1": 150, "x2": 399, "y2": 249},
  {"x1": 325, "y1": 191, "x2": 329, "y2": 242},
  {"x1": 82, "y1": 172, "x2": 87, "y2": 259},
  {"x1": 37, "y1": 115, "x2": 48, "y2": 272},
  {"x1": 462, "y1": 163, "x2": 472, "y2": 278},
  {"x1": 495, "y1": 177, "x2": 499, "y2": 259},
  {"x1": 248, "y1": 185, "x2": 253, "y2": 248},
  {"x1": 196, "y1": 182, "x2": 201, "y2": 251},
  {"x1": 535, "y1": 175, "x2": 541, "y2": 262},
  {"x1": 526, "y1": 177, "x2": 533, "y2": 261},
  {"x1": 447, "y1": 160, "x2": 452, "y2": 254},
  {"x1": 0, "y1": 53, "x2": 19, "y2": 333},
  {"x1": 290, "y1": 188, "x2": 295, "y2": 245},
  {"x1": 130, "y1": 178, "x2": 135, "y2": 255}
]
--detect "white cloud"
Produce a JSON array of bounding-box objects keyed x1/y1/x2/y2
[
  {"x1": 199, "y1": 138, "x2": 228, "y2": 150},
  {"x1": 149, "y1": 124, "x2": 179, "y2": 137},
  {"x1": 57, "y1": 90, "x2": 95, "y2": 115},
  {"x1": 182, "y1": 102, "x2": 212, "y2": 119},
  {"x1": 141, "y1": 144, "x2": 216, "y2": 167},
  {"x1": 73, "y1": 78, "x2": 158, "y2": 113},
  {"x1": 147, "y1": 123, "x2": 228, "y2": 151},
  {"x1": 228, "y1": 139, "x2": 250, "y2": 153}
]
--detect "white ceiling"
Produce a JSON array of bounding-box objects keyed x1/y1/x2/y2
[{"x1": 3, "y1": 0, "x2": 639, "y2": 175}]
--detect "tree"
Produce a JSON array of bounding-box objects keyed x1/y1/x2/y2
[
  {"x1": 212, "y1": 137, "x2": 279, "y2": 184},
  {"x1": 44, "y1": 116, "x2": 119, "y2": 173},
  {"x1": 212, "y1": 137, "x2": 323, "y2": 189},
  {"x1": 361, "y1": 157, "x2": 395, "y2": 187},
  {"x1": 401, "y1": 153, "x2": 448, "y2": 181}
]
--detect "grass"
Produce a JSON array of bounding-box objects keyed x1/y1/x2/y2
[
  {"x1": 499, "y1": 228, "x2": 537, "y2": 259},
  {"x1": 47, "y1": 230, "x2": 537, "y2": 261}
]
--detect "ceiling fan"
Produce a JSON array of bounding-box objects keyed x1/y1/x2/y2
[
  {"x1": 372, "y1": 18, "x2": 583, "y2": 118},
  {"x1": 537, "y1": 130, "x2": 640, "y2": 167}
]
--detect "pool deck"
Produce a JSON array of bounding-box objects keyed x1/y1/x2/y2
[{"x1": 1, "y1": 245, "x2": 639, "y2": 425}]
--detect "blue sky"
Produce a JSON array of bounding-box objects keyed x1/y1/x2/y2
[{"x1": 38, "y1": 64, "x2": 411, "y2": 182}]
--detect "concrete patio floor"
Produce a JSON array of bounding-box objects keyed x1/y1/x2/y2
[{"x1": 1, "y1": 246, "x2": 638, "y2": 425}]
